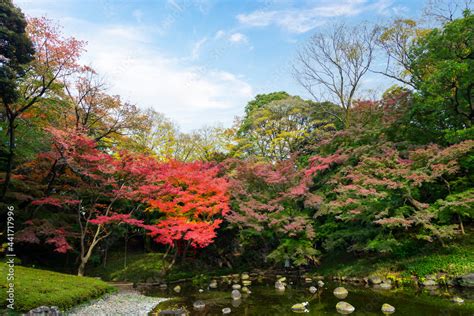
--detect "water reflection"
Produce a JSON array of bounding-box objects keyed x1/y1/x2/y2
[{"x1": 148, "y1": 277, "x2": 474, "y2": 316}]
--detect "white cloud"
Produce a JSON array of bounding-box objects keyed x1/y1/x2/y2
[
  {"x1": 213, "y1": 30, "x2": 250, "y2": 47},
  {"x1": 214, "y1": 30, "x2": 225, "y2": 39},
  {"x1": 191, "y1": 37, "x2": 208, "y2": 60},
  {"x1": 237, "y1": 0, "x2": 397, "y2": 33},
  {"x1": 24, "y1": 15, "x2": 253, "y2": 131},
  {"x1": 228, "y1": 32, "x2": 248, "y2": 44}
]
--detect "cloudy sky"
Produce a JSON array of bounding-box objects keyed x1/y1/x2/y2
[{"x1": 16, "y1": 0, "x2": 425, "y2": 131}]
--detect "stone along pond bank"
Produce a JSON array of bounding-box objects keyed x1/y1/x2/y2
[{"x1": 145, "y1": 271, "x2": 474, "y2": 315}]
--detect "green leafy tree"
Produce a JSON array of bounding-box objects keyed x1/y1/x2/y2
[
  {"x1": 409, "y1": 10, "x2": 474, "y2": 139},
  {"x1": 234, "y1": 94, "x2": 339, "y2": 161},
  {"x1": 0, "y1": 0, "x2": 34, "y2": 104}
]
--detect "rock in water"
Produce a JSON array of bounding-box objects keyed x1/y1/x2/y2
[
  {"x1": 193, "y1": 300, "x2": 206, "y2": 310},
  {"x1": 232, "y1": 284, "x2": 241, "y2": 290},
  {"x1": 159, "y1": 308, "x2": 187, "y2": 316},
  {"x1": 369, "y1": 276, "x2": 382, "y2": 285},
  {"x1": 275, "y1": 281, "x2": 285, "y2": 291},
  {"x1": 291, "y1": 302, "x2": 309, "y2": 313},
  {"x1": 333, "y1": 287, "x2": 348, "y2": 299},
  {"x1": 242, "y1": 280, "x2": 252, "y2": 286},
  {"x1": 309, "y1": 286, "x2": 317, "y2": 294},
  {"x1": 232, "y1": 298, "x2": 242, "y2": 307},
  {"x1": 422, "y1": 279, "x2": 437, "y2": 287},
  {"x1": 231, "y1": 289, "x2": 242, "y2": 300},
  {"x1": 222, "y1": 307, "x2": 232, "y2": 314},
  {"x1": 209, "y1": 280, "x2": 218, "y2": 289},
  {"x1": 336, "y1": 301, "x2": 355, "y2": 314},
  {"x1": 379, "y1": 283, "x2": 392, "y2": 290},
  {"x1": 457, "y1": 273, "x2": 474, "y2": 288},
  {"x1": 317, "y1": 280, "x2": 325, "y2": 287},
  {"x1": 451, "y1": 296, "x2": 464, "y2": 304},
  {"x1": 241, "y1": 273, "x2": 250, "y2": 280},
  {"x1": 381, "y1": 303, "x2": 395, "y2": 314},
  {"x1": 173, "y1": 285, "x2": 181, "y2": 293},
  {"x1": 242, "y1": 286, "x2": 251, "y2": 294}
]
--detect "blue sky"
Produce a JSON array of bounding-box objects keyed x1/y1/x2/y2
[{"x1": 16, "y1": 0, "x2": 426, "y2": 131}]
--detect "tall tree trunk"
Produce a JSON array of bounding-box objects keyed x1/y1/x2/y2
[
  {"x1": 77, "y1": 258, "x2": 88, "y2": 277},
  {"x1": 344, "y1": 104, "x2": 351, "y2": 129},
  {"x1": 163, "y1": 245, "x2": 171, "y2": 260},
  {"x1": 77, "y1": 240, "x2": 99, "y2": 276},
  {"x1": 181, "y1": 240, "x2": 191, "y2": 262},
  {"x1": 77, "y1": 225, "x2": 104, "y2": 276},
  {"x1": 167, "y1": 241, "x2": 179, "y2": 271}
]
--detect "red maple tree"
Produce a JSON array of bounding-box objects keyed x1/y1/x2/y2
[{"x1": 140, "y1": 160, "x2": 230, "y2": 265}]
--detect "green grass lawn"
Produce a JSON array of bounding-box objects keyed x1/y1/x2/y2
[
  {"x1": 88, "y1": 251, "x2": 239, "y2": 283},
  {"x1": 0, "y1": 265, "x2": 114, "y2": 313},
  {"x1": 317, "y1": 234, "x2": 474, "y2": 279},
  {"x1": 88, "y1": 252, "x2": 166, "y2": 283}
]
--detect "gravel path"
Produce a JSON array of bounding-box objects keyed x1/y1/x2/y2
[{"x1": 68, "y1": 291, "x2": 167, "y2": 316}]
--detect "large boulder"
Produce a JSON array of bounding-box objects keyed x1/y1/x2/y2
[
  {"x1": 336, "y1": 301, "x2": 355, "y2": 314},
  {"x1": 457, "y1": 273, "x2": 474, "y2": 288}
]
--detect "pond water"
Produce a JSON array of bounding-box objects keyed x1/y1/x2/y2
[{"x1": 147, "y1": 277, "x2": 474, "y2": 316}]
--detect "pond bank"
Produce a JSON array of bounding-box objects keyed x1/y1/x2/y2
[
  {"x1": 0, "y1": 266, "x2": 113, "y2": 313},
  {"x1": 144, "y1": 275, "x2": 474, "y2": 315}
]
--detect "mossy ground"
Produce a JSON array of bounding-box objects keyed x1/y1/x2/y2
[
  {"x1": 88, "y1": 252, "x2": 166, "y2": 282},
  {"x1": 88, "y1": 235, "x2": 474, "y2": 285},
  {"x1": 0, "y1": 265, "x2": 114, "y2": 313},
  {"x1": 88, "y1": 251, "x2": 241, "y2": 283},
  {"x1": 317, "y1": 234, "x2": 474, "y2": 279}
]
